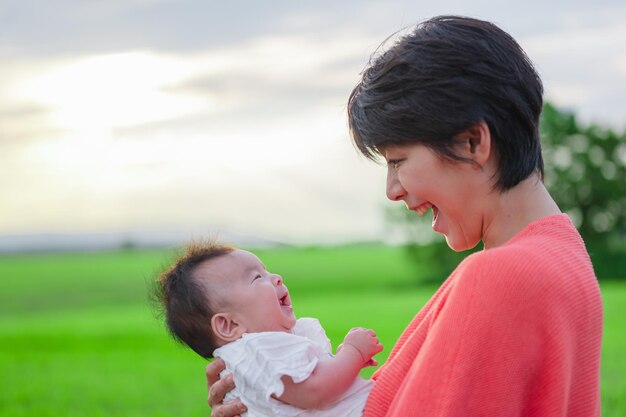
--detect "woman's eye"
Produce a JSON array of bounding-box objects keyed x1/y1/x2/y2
[{"x1": 387, "y1": 159, "x2": 402, "y2": 169}]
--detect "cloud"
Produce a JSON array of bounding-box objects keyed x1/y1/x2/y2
[
  {"x1": 0, "y1": 105, "x2": 63, "y2": 145},
  {"x1": 4, "y1": 0, "x2": 626, "y2": 59},
  {"x1": 162, "y1": 37, "x2": 364, "y2": 116},
  {"x1": 0, "y1": 0, "x2": 376, "y2": 59},
  {"x1": 521, "y1": 19, "x2": 626, "y2": 127},
  {"x1": 2, "y1": 1, "x2": 626, "y2": 243},
  {"x1": 109, "y1": 34, "x2": 374, "y2": 140}
]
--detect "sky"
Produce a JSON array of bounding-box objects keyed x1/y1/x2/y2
[{"x1": 1, "y1": 0, "x2": 625, "y2": 245}]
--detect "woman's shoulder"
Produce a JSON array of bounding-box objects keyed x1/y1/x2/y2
[
  {"x1": 459, "y1": 214, "x2": 590, "y2": 280},
  {"x1": 457, "y1": 243, "x2": 549, "y2": 284},
  {"x1": 452, "y1": 219, "x2": 598, "y2": 309}
]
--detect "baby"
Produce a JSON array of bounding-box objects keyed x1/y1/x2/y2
[{"x1": 155, "y1": 241, "x2": 383, "y2": 417}]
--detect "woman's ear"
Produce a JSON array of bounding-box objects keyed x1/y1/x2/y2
[
  {"x1": 211, "y1": 313, "x2": 245, "y2": 342},
  {"x1": 455, "y1": 120, "x2": 492, "y2": 167}
]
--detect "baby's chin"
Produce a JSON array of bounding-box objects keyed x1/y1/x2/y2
[
  {"x1": 285, "y1": 316, "x2": 298, "y2": 331},
  {"x1": 261, "y1": 318, "x2": 297, "y2": 333}
]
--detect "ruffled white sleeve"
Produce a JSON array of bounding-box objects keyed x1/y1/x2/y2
[
  {"x1": 214, "y1": 330, "x2": 324, "y2": 407},
  {"x1": 291, "y1": 317, "x2": 333, "y2": 354}
]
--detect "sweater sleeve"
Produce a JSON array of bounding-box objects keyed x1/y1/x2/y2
[{"x1": 384, "y1": 248, "x2": 582, "y2": 417}]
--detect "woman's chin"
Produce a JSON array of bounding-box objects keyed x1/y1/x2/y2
[
  {"x1": 444, "y1": 235, "x2": 479, "y2": 252},
  {"x1": 444, "y1": 239, "x2": 464, "y2": 252}
]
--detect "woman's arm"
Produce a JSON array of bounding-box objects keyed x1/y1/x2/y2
[{"x1": 277, "y1": 328, "x2": 382, "y2": 409}]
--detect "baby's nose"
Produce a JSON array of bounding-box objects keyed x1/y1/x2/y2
[{"x1": 272, "y1": 274, "x2": 283, "y2": 286}]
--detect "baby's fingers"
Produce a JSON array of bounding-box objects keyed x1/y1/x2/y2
[{"x1": 365, "y1": 358, "x2": 378, "y2": 367}]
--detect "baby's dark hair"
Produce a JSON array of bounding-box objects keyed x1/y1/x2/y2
[{"x1": 154, "y1": 241, "x2": 234, "y2": 359}]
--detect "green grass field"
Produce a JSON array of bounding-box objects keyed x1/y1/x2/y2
[{"x1": 1, "y1": 245, "x2": 624, "y2": 416}]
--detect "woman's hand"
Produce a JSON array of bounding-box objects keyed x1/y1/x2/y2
[{"x1": 206, "y1": 359, "x2": 247, "y2": 417}]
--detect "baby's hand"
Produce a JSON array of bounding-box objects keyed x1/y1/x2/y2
[{"x1": 339, "y1": 328, "x2": 383, "y2": 367}]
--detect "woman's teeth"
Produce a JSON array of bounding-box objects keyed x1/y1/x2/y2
[{"x1": 416, "y1": 202, "x2": 433, "y2": 216}]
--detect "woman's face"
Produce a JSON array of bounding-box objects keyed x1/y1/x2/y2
[{"x1": 384, "y1": 143, "x2": 488, "y2": 251}]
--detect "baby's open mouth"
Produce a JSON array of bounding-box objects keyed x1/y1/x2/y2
[{"x1": 279, "y1": 293, "x2": 293, "y2": 310}]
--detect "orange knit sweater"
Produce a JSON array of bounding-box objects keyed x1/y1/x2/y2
[{"x1": 363, "y1": 214, "x2": 603, "y2": 417}]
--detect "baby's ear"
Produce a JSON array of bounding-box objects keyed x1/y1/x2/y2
[{"x1": 212, "y1": 313, "x2": 244, "y2": 342}]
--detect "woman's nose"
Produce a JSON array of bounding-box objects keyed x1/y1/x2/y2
[{"x1": 386, "y1": 169, "x2": 406, "y2": 201}]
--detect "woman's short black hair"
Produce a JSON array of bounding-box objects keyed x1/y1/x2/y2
[{"x1": 348, "y1": 15, "x2": 544, "y2": 190}]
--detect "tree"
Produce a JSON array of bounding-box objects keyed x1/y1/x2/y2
[
  {"x1": 388, "y1": 102, "x2": 626, "y2": 281},
  {"x1": 541, "y1": 103, "x2": 626, "y2": 277}
]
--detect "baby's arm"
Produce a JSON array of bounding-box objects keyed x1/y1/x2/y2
[{"x1": 276, "y1": 328, "x2": 383, "y2": 409}]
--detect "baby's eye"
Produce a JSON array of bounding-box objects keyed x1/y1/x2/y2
[{"x1": 253, "y1": 274, "x2": 262, "y2": 281}]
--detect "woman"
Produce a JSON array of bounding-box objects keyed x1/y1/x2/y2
[{"x1": 206, "y1": 15, "x2": 603, "y2": 417}]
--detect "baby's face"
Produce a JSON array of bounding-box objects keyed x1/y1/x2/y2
[{"x1": 201, "y1": 249, "x2": 296, "y2": 334}]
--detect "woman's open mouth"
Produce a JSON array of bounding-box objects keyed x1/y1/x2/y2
[
  {"x1": 413, "y1": 202, "x2": 440, "y2": 229},
  {"x1": 413, "y1": 202, "x2": 432, "y2": 216}
]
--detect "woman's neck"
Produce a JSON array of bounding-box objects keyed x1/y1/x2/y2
[{"x1": 482, "y1": 175, "x2": 561, "y2": 250}]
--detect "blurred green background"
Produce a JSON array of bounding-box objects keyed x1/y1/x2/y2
[
  {"x1": 3, "y1": 2, "x2": 625, "y2": 415},
  {"x1": 1, "y1": 244, "x2": 625, "y2": 417},
  {"x1": 2, "y1": 103, "x2": 625, "y2": 416}
]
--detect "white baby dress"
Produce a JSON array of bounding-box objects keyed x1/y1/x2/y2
[{"x1": 213, "y1": 318, "x2": 373, "y2": 417}]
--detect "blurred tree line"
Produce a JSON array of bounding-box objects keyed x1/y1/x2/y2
[{"x1": 387, "y1": 102, "x2": 626, "y2": 281}]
